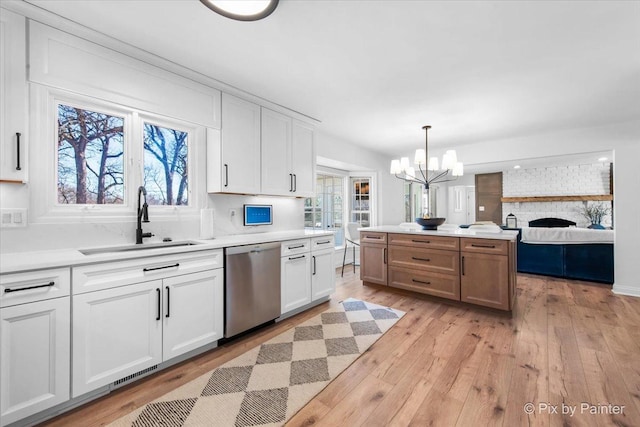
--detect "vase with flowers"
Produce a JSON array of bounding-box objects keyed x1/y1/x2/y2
[{"x1": 580, "y1": 202, "x2": 610, "y2": 229}]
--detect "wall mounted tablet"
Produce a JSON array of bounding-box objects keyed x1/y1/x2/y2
[{"x1": 244, "y1": 204, "x2": 273, "y2": 226}]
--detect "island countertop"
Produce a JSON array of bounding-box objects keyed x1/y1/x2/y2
[{"x1": 360, "y1": 225, "x2": 518, "y2": 241}]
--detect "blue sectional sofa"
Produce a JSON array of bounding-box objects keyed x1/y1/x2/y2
[{"x1": 508, "y1": 219, "x2": 614, "y2": 284}]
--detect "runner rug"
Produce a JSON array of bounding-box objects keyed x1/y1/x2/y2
[{"x1": 109, "y1": 298, "x2": 405, "y2": 427}]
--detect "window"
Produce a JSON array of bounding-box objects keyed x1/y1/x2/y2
[
  {"x1": 33, "y1": 86, "x2": 203, "y2": 222},
  {"x1": 305, "y1": 174, "x2": 344, "y2": 246},
  {"x1": 143, "y1": 123, "x2": 189, "y2": 206},
  {"x1": 350, "y1": 177, "x2": 370, "y2": 226},
  {"x1": 57, "y1": 104, "x2": 125, "y2": 204},
  {"x1": 404, "y1": 182, "x2": 423, "y2": 222}
]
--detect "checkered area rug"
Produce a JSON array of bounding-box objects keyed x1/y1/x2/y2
[{"x1": 108, "y1": 298, "x2": 404, "y2": 427}]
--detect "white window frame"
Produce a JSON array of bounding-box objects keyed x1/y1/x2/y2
[
  {"x1": 348, "y1": 171, "x2": 377, "y2": 227},
  {"x1": 138, "y1": 112, "x2": 202, "y2": 214},
  {"x1": 29, "y1": 84, "x2": 203, "y2": 223}
]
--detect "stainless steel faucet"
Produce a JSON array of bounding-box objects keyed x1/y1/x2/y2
[{"x1": 136, "y1": 186, "x2": 153, "y2": 244}]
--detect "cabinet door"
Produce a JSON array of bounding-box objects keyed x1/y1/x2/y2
[
  {"x1": 0, "y1": 9, "x2": 27, "y2": 182},
  {"x1": 460, "y1": 252, "x2": 509, "y2": 310},
  {"x1": 360, "y1": 243, "x2": 387, "y2": 285},
  {"x1": 291, "y1": 120, "x2": 315, "y2": 197},
  {"x1": 163, "y1": 270, "x2": 223, "y2": 361},
  {"x1": 0, "y1": 297, "x2": 70, "y2": 426},
  {"x1": 220, "y1": 94, "x2": 261, "y2": 194},
  {"x1": 261, "y1": 108, "x2": 292, "y2": 196},
  {"x1": 72, "y1": 281, "x2": 162, "y2": 397},
  {"x1": 281, "y1": 254, "x2": 312, "y2": 314},
  {"x1": 311, "y1": 249, "x2": 335, "y2": 300}
]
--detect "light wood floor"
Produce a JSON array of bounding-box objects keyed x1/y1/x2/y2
[{"x1": 40, "y1": 269, "x2": 640, "y2": 427}]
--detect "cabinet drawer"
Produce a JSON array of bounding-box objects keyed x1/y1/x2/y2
[
  {"x1": 361, "y1": 232, "x2": 387, "y2": 244},
  {"x1": 311, "y1": 235, "x2": 335, "y2": 251},
  {"x1": 388, "y1": 246, "x2": 459, "y2": 275},
  {"x1": 281, "y1": 238, "x2": 311, "y2": 256},
  {"x1": 389, "y1": 267, "x2": 460, "y2": 301},
  {"x1": 389, "y1": 233, "x2": 459, "y2": 251},
  {"x1": 460, "y1": 238, "x2": 508, "y2": 255},
  {"x1": 72, "y1": 249, "x2": 223, "y2": 295},
  {"x1": 1, "y1": 267, "x2": 70, "y2": 307}
]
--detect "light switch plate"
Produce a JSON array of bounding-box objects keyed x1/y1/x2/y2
[{"x1": 0, "y1": 209, "x2": 28, "y2": 228}]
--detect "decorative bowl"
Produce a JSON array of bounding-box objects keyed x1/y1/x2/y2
[{"x1": 415, "y1": 217, "x2": 446, "y2": 230}]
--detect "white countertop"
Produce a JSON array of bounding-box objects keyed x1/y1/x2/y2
[
  {"x1": 361, "y1": 225, "x2": 519, "y2": 241},
  {"x1": 0, "y1": 229, "x2": 334, "y2": 274},
  {"x1": 520, "y1": 226, "x2": 614, "y2": 244}
]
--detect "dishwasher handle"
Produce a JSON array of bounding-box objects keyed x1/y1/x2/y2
[{"x1": 225, "y1": 241, "x2": 281, "y2": 256}]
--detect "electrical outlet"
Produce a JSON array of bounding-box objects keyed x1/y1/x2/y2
[
  {"x1": 0, "y1": 209, "x2": 27, "y2": 228},
  {"x1": 229, "y1": 208, "x2": 237, "y2": 220}
]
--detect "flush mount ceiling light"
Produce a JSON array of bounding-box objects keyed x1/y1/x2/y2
[{"x1": 200, "y1": 0, "x2": 278, "y2": 21}]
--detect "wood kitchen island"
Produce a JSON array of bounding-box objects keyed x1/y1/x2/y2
[{"x1": 359, "y1": 226, "x2": 518, "y2": 311}]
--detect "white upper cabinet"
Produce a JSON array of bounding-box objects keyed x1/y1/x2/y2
[
  {"x1": 208, "y1": 93, "x2": 261, "y2": 194},
  {"x1": 261, "y1": 108, "x2": 292, "y2": 196},
  {"x1": 261, "y1": 108, "x2": 316, "y2": 197},
  {"x1": 0, "y1": 8, "x2": 27, "y2": 182},
  {"x1": 291, "y1": 120, "x2": 315, "y2": 197}
]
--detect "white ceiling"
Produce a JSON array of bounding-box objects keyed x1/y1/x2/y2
[{"x1": 25, "y1": 0, "x2": 640, "y2": 159}]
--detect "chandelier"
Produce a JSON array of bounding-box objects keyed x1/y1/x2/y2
[{"x1": 389, "y1": 125, "x2": 463, "y2": 188}]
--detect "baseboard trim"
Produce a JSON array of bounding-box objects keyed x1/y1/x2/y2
[{"x1": 612, "y1": 284, "x2": 640, "y2": 298}]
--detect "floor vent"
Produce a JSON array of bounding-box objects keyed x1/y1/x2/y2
[{"x1": 112, "y1": 365, "x2": 158, "y2": 389}]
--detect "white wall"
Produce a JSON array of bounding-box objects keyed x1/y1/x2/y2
[{"x1": 315, "y1": 131, "x2": 405, "y2": 227}]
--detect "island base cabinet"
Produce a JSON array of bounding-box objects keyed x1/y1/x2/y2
[
  {"x1": 460, "y1": 252, "x2": 510, "y2": 310},
  {"x1": 163, "y1": 270, "x2": 223, "y2": 360},
  {"x1": 360, "y1": 244, "x2": 387, "y2": 285},
  {"x1": 388, "y1": 267, "x2": 460, "y2": 301},
  {"x1": 72, "y1": 281, "x2": 163, "y2": 398},
  {"x1": 1, "y1": 297, "x2": 70, "y2": 426}
]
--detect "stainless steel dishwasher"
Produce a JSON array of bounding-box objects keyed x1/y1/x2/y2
[{"x1": 224, "y1": 242, "x2": 281, "y2": 338}]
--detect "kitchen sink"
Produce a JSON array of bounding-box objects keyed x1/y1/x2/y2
[{"x1": 79, "y1": 240, "x2": 204, "y2": 256}]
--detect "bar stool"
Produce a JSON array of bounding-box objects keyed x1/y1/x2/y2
[{"x1": 341, "y1": 222, "x2": 361, "y2": 277}]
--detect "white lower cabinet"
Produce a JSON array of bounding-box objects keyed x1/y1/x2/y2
[
  {"x1": 72, "y1": 280, "x2": 163, "y2": 397},
  {"x1": 0, "y1": 267, "x2": 71, "y2": 427},
  {"x1": 281, "y1": 235, "x2": 335, "y2": 315},
  {"x1": 311, "y1": 248, "x2": 335, "y2": 300},
  {"x1": 162, "y1": 270, "x2": 223, "y2": 361},
  {"x1": 281, "y1": 252, "x2": 312, "y2": 314},
  {"x1": 72, "y1": 269, "x2": 223, "y2": 398},
  {"x1": 0, "y1": 297, "x2": 70, "y2": 426}
]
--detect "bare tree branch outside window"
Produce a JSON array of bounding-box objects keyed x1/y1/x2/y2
[
  {"x1": 143, "y1": 123, "x2": 188, "y2": 206},
  {"x1": 57, "y1": 104, "x2": 124, "y2": 204}
]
